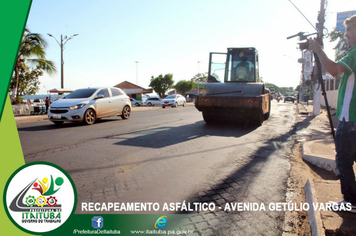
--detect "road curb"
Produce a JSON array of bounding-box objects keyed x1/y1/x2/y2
[
  {"x1": 304, "y1": 179, "x2": 326, "y2": 236},
  {"x1": 302, "y1": 139, "x2": 338, "y2": 176},
  {"x1": 15, "y1": 114, "x2": 48, "y2": 123},
  {"x1": 297, "y1": 102, "x2": 313, "y2": 115}
]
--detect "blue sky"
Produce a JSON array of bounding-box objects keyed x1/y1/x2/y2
[{"x1": 26, "y1": 0, "x2": 355, "y2": 94}]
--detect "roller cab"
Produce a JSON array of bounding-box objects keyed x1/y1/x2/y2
[{"x1": 195, "y1": 47, "x2": 270, "y2": 125}]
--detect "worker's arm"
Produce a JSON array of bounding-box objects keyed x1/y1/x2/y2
[{"x1": 308, "y1": 39, "x2": 347, "y2": 77}]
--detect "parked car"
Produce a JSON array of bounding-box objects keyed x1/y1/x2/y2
[
  {"x1": 33, "y1": 99, "x2": 45, "y2": 105},
  {"x1": 142, "y1": 94, "x2": 149, "y2": 104},
  {"x1": 162, "y1": 94, "x2": 186, "y2": 108},
  {"x1": 48, "y1": 87, "x2": 131, "y2": 125},
  {"x1": 145, "y1": 97, "x2": 162, "y2": 106},
  {"x1": 130, "y1": 98, "x2": 143, "y2": 106},
  {"x1": 30, "y1": 99, "x2": 46, "y2": 114},
  {"x1": 22, "y1": 98, "x2": 33, "y2": 105},
  {"x1": 284, "y1": 96, "x2": 296, "y2": 103},
  {"x1": 185, "y1": 94, "x2": 196, "y2": 102}
]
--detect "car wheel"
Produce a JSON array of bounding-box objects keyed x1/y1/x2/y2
[
  {"x1": 174, "y1": 102, "x2": 178, "y2": 108},
  {"x1": 83, "y1": 109, "x2": 96, "y2": 125},
  {"x1": 162, "y1": 106, "x2": 165, "y2": 108},
  {"x1": 135, "y1": 102, "x2": 140, "y2": 106},
  {"x1": 183, "y1": 102, "x2": 186, "y2": 107},
  {"x1": 148, "y1": 102, "x2": 152, "y2": 106},
  {"x1": 121, "y1": 105, "x2": 131, "y2": 119},
  {"x1": 53, "y1": 121, "x2": 64, "y2": 125}
]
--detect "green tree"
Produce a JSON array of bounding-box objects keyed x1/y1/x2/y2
[
  {"x1": 174, "y1": 80, "x2": 195, "y2": 96},
  {"x1": 16, "y1": 62, "x2": 44, "y2": 96},
  {"x1": 10, "y1": 28, "x2": 56, "y2": 102},
  {"x1": 279, "y1": 87, "x2": 294, "y2": 95},
  {"x1": 192, "y1": 73, "x2": 208, "y2": 83},
  {"x1": 327, "y1": 28, "x2": 348, "y2": 88},
  {"x1": 264, "y1": 82, "x2": 295, "y2": 95},
  {"x1": 191, "y1": 73, "x2": 208, "y2": 94},
  {"x1": 265, "y1": 82, "x2": 279, "y2": 93},
  {"x1": 328, "y1": 28, "x2": 349, "y2": 61},
  {"x1": 149, "y1": 74, "x2": 174, "y2": 97}
]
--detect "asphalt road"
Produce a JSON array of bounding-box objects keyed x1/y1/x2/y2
[{"x1": 17, "y1": 101, "x2": 298, "y2": 235}]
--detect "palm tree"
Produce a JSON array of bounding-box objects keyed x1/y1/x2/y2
[{"x1": 11, "y1": 28, "x2": 56, "y2": 100}]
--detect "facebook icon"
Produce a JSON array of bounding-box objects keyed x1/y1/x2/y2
[{"x1": 91, "y1": 216, "x2": 104, "y2": 229}]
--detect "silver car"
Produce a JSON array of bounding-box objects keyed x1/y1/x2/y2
[
  {"x1": 130, "y1": 98, "x2": 143, "y2": 106},
  {"x1": 162, "y1": 94, "x2": 186, "y2": 108},
  {"x1": 48, "y1": 87, "x2": 131, "y2": 125},
  {"x1": 145, "y1": 97, "x2": 162, "y2": 106}
]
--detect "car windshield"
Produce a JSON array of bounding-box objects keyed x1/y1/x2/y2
[
  {"x1": 64, "y1": 89, "x2": 97, "y2": 99},
  {"x1": 165, "y1": 95, "x2": 176, "y2": 99}
]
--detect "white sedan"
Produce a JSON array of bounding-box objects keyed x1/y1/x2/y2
[{"x1": 48, "y1": 87, "x2": 131, "y2": 125}]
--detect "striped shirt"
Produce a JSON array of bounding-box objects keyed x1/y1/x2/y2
[{"x1": 337, "y1": 46, "x2": 356, "y2": 121}]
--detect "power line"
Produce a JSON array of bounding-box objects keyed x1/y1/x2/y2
[{"x1": 288, "y1": 0, "x2": 318, "y2": 32}]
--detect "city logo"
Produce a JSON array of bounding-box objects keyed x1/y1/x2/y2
[
  {"x1": 4, "y1": 162, "x2": 77, "y2": 234},
  {"x1": 92, "y1": 216, "x2": 104, "y2": 229},
  {"x1": 154, "y1": 215, "x2": 167, "y2": 228}
]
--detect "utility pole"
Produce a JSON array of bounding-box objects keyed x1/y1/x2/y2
[
  {"x1": 313, "y1": 0, "x2": 327, "y2": 115},
  {"x1": 60, "y1": 35, "x2": 64, "y2": 88},
  {"x1": 316, "y1": 0, "x2": 326, "y2": 47}
]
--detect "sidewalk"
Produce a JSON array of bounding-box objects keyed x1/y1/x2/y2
[{"x1": 297, "y1": 101, "x2": 356, "y2": 235}]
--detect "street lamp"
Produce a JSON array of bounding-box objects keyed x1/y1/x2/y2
[
  {"x1": 135, "y1": 61, "x2": 139, "y2": 85},
  {"x1": 47, "y1": 33, "x2": 78, "y2": 88},
  {"x1": 197, "y1": 61, "x2": 201, "y2": 94}
]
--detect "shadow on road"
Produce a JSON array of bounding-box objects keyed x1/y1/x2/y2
[
  {"x1": 61, "y1": 121, "x2": 258, "y2": 176},
  {"x1": 108, "y1": 121, "x2": 258, "y2": 148},
  {"x1": 17, "y1": 118, "x2": 124, "y2": 132}
]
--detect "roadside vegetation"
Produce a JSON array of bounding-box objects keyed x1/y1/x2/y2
[{"x1": 9, "y1": 27, "x2": 56, "y2": 104}]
